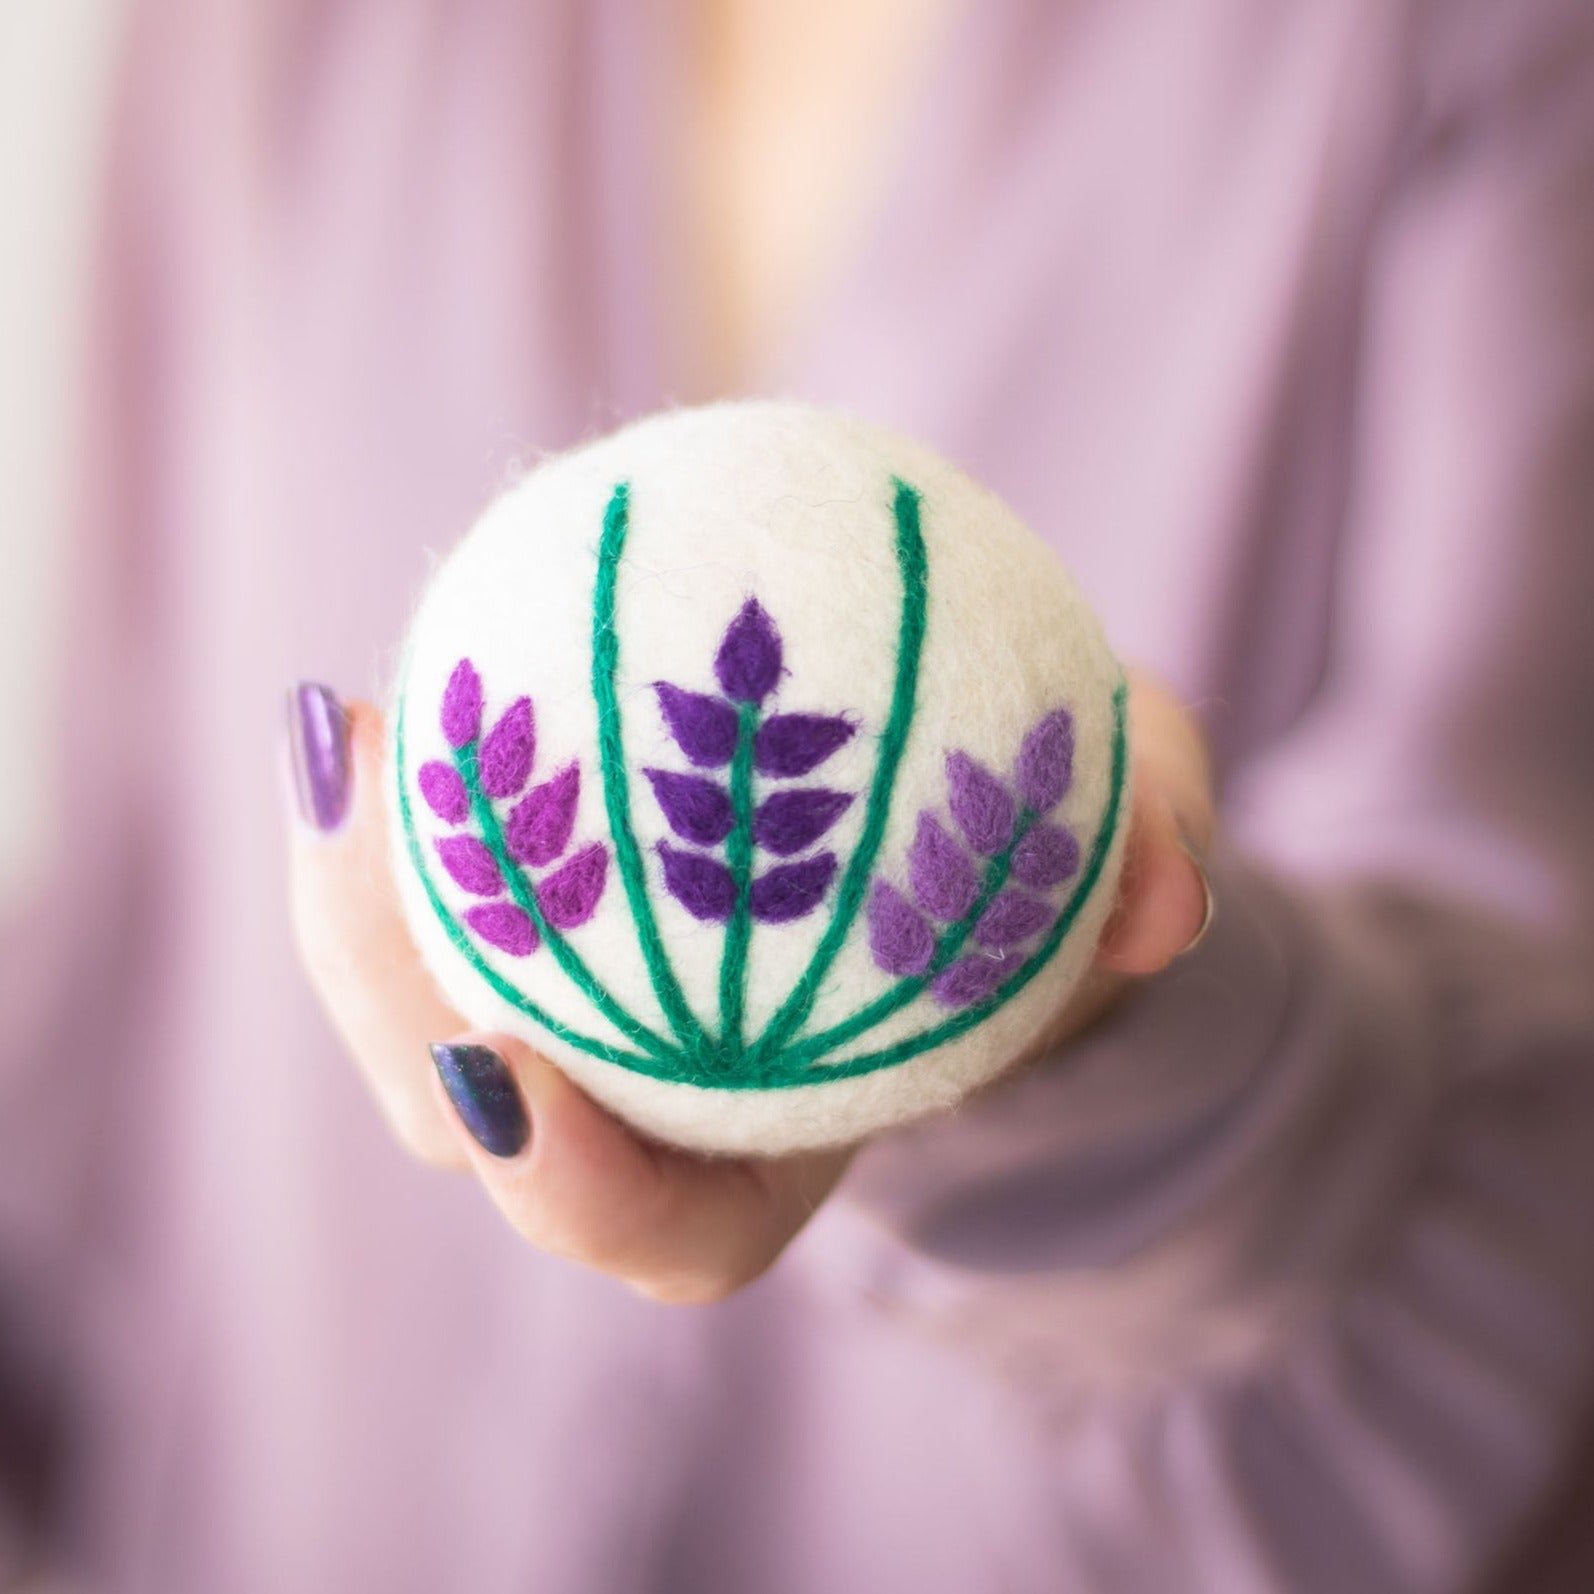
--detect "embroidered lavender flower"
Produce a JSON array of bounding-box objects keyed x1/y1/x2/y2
[
  {"x1": 868, "y1": 708, "x2": 1080, "y2": 1009},
  {"x1": 418, "y1": 659, "x2": 608, "y2": 956},
  {"x1": 649, "y1": 598, "x2": 854, "y2": 927}
]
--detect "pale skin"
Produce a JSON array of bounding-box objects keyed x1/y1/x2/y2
[{"x1": 288, "y1": 0, "x2": 1218, "y2": 1305}]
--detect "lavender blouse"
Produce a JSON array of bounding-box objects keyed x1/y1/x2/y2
[{"x1": 4, "y1": 2, "x2": 1594, "y2": 1590}]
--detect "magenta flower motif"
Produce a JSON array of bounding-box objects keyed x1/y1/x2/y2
[
  {"x1": 441, "y1": 659, "x2": 483, "y2": 749},
  {"x1": 506, "y1": 764, "x2": 580, "y2": 867},
  {"x1": 651, "y1": 597, "x2": 853, "y2": 929},
  {"x1": 869, "y1": 706, "x2": 1082, "y2": 1008},
  {"x1": 419, "y1": 658, "x2": 608, "y2": 958},
  {"x1": 478, "y1": 697, "x2": 535, "y2": 798}
]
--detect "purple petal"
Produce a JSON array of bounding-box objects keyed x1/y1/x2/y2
[
  {"x1": 867, "y1": 880, "x2": 935, "y2": 976},
  {"x1": 505, "y1": 763, "x2": 580, "y2": 867},
  {"x1": 754, "y1": 713, "x2": 856, "y2": 778},
  {"x1": 1016, "y1": 709, "x2": 1075, "y2": 812},
  {"x1": 750, "y1": 853, "x2": 837, "y2": 924},
  {"x1": 645, "y1": 768, "x2": 734, "y2": 846},
  {"x1": 435, "y1": 834, "x2": 503, "y2": 897},
  {"x1": 418, "y1": 760, "x2": 469, "y2": 825},
  {"x1": 1011, "y1": 821, "x2": 1080, "y2": 890},
  {"x1": 440, "y1": 659, "x2": 483, "y2": 748},
  {"x1": 753, "y1": 788, "x2": 853, "y2": 856},
  {"x1": 931, "y1": 953, "x2": 1009, "y2": 1009},
  {"x1": 464, "y1": 902, "x2": 539, "y2": 956},
  {"x1": 946, "y1": 752, "x2": 1015, "y2": 856},
  {"x1": 974, "y1": 890, "x2": 1055, "y2": 950},
  {"x1": 654, "y1": 683, "x2": 739, "y2": 768},
  {"x1": 537, "y1": 842, "x2": 608, "y2": 931},
  {"x1": 908, "y1": 813, "x2": 978, "y2": 921},
  {"x1": 657, "y1": 842, "x2": 737, "y2": 922},
  {"x1": 477, "y1": 697, "x2": 536, "y2": 799},
  {"x1": 714, "y1": 598, "x2": 783, "y2": 704}
]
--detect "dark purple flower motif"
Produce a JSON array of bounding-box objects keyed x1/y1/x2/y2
[
  {"x1": 645, "y1": 768, "x2": 734, "y2": 847},
  {"x1": 464, "y1": 902, "x2": 539, "y2": 956},
  {"x1": 974, "y1": 890, "x2": 1055, "y2": 950},
  {"x1": 441, "y1": 659, "x2": 483, "y2": 748},
  {"x1": 867, "y1": 880, "x2": 935, "y2": 976},
  {"x1": 755, "y1": 713, "x2": 855, "y2": 778},
  {"x1": 654, "y1": 683, "x2": 739, "y2": 768},
  {"x1": 1011, "y1": 821, "x2": 1079, "y2": 890},
  {"x1": 419, "y1": 760, "x2": 469, "y2": 825},
  {"x1": 946, "y1": 753, "x2": 1014, "y2": 856},
  {"x1": 1016, "y1": 710, "x2": 1074, "y2": 812},
  {"x1": 908, "y1": 813, "x2": 978, "y2": 921},
  {"x1": 750, "y1": 854, "x2": 837, "y2": 924},
  {"x1": 931, "y1": 952, "x2": 1009, "y2": 1009},
  {"x1": 657, "y1": 841, "x2": 737, "y2": 922},
  {"x1": 505, "y1": 763, "x2": 580, "y2": 867},
  {"x1": 714, "y1": 598, "x2": 783, "y2": 704},
  {"x1": 753, "y1": 788, "x2": 852, "y2": 856},
  {"x1": 435, "y1": 834, "x2": 503, "y2": 897},
  {"x1": 538, "y1": 843, "x2": 608, "y2": 931},
  {"x1": 478, "y1": 697, "x2": 535, "y2": 799}
]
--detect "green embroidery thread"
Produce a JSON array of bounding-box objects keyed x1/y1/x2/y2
[{"x1": 398, "y1": 478, "x2": 1129, "y2": 1092}]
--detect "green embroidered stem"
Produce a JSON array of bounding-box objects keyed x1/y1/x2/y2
[
  {"x1": 779, "y1": 810, "x2": 1036, "y2": 1066},
  {"x1": 591, "y1": 482, "x2": 712, "y2": 1055},
  {"x1": 455, "y1": 741, "x2": 679, "y2": 1062},
  {"x1": 394, "y1": 687, "x2": 669, "y2": 1072},
  {"x1": 795, "y1": 679, "x2": 1131, "y2": 1082},
  {"x1": 748, "y1": 478, "x2": 928, "y2": 1063},
  {"x1": 716, "y1": 700, "x2": 759, "y2": 1059}
]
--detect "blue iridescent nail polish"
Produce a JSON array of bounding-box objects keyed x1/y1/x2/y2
[{"x1": 430, "y1": 1043, "x2": 531, "y2": 1158}]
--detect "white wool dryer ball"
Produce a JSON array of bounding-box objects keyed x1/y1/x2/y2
[{"x1": 388, "y1": 403, "x2": 1129, "y2": 1156}]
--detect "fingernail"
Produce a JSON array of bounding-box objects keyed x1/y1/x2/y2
[
  {"x1": 1176, "y1": 842, "x2": 1216, "y2": 957},
  {"x1": 285, "y1": 683, "x2": 351, "y2": 831},
  {"x1": 430, "y1": 1043, "x2": 531, "y2": 1158}
]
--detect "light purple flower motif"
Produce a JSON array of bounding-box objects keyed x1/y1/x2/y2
[
  {"x1": 1016, "y1": 709, "x2": 1074, "y2": 812},
  {"x1": 946, "y1": 752, "x2": 1014, "y2": 856},
  {"x1": 908, "y1": 813, "x2": 978, "y2": 922},
  {"x1": 931, "y1": 952, "x2": 1009, "y2": 1008},
  {"x1": 867, "y1": 880, "x2": 935, "y2": 976},
  {"x1": 714, "y1": 598, "x2": 783, "y2": 704},
  {"x1": 1011, "y1": 821, "x2": 1079, "y2": 890},
  {"x1": 974, "y1": 890, "x2": 1055, "y2": 950}
]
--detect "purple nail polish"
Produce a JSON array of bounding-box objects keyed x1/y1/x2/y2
[
  {"x1": 286, "y1": 682, "x2": 352, "y2": 831},
  {"x1": 430, "y1": 1043, "x2": 531, "y2": 1158}
]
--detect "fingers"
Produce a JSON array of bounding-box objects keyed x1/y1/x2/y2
[
  {"x1": 286, "y1": 685, "x2": 470, "y2": 1167},
  {"x1": 430, "y1": 1034, "x2": 853, "y2": 1303},
  {"x1": 1093, "y1": 673, "x2": 1215, "y2": 976}
]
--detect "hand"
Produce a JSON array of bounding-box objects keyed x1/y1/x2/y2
[{"x1": 284, "y1": 671, "x2": 1213, "y2": 1303}]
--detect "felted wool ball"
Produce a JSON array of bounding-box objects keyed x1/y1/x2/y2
[{"x1": 388, "y1": 402, "x2": 1129, "y2": 1157}]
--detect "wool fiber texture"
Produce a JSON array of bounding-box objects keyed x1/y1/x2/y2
[{"x1": 388, "y1": 402, "x2": 1129, "y2": 1155}]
